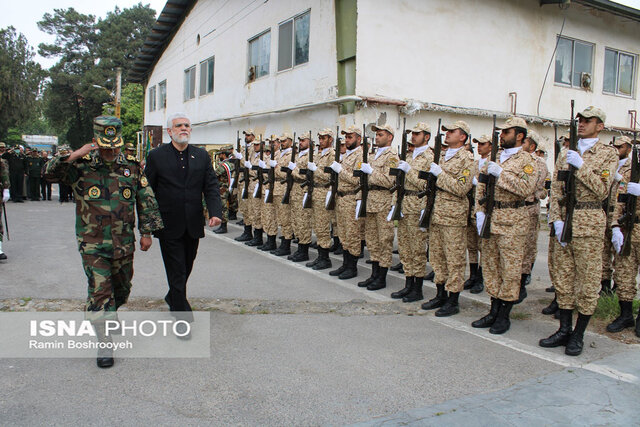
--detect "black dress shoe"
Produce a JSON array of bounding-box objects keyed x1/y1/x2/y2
[
  {"x1": 0, "y1": 253, "x2": 6, "y2": 260},
  {"x1": 96, "y1": 357, "x2": 114, "y2": 368}
]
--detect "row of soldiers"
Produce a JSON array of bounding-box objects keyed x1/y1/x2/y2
[{"x1": 0, "y1": 144, "x2": 51, "y2": 202}]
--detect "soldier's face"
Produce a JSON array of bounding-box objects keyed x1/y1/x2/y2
[
  {"x1": 99, "y1": 147, "x2": 120, "y2": 162},
  {"x1": 299, "y1": 138, "x2": 310, "y2": 150},
  {"x1": 617, "y1": 144, "x2": 631, "y2": 159},
  {"x1": 281, "y1": 138, "x2": 292, "y2": 149},
  {"x1": 445, "y1": 129, "x2": 466, "y2": 148},
  {"x1": 344, "y1": 133, "x2": 360, "y2": 150},
  {"x1": 411, "y1": 131, "x2": 429, "y2": 147},
  {"x1": 500, "y1": 128, "x2": 517, "y2": 149},
  {"x1": 245, "y1": 134, "x2": 255, "y2": 144},
  {"x1": 375, "y1": 130, "x2": 393, "y2": 147},
  {"x1": 522, "y1": 138, "x2": 536, "y2": 153},
  {"x1": 168, "y1": 118, "x2": 192, "y2": 144},
  {"x1": 340, "y1": 143, "x2": 346, "y2": 154},
  {"x1": 577, "y1": 116, "x2": 604, "y2": 139},
  {"x1": 318, "y1": 135, "x2": 331, "y2": 149},
  {"x1": 477, "y1": 141, "x2": 491, "y2": 157}
]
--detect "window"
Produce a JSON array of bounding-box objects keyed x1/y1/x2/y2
[
  {"x1": 604, "y1": 48, "x2": 636, "y2": 97},
  {"x1": 148, "y1": 85, "x2": 156, "y2": 112},
  {"x1": 158, "y1": 80, "x2": 167, "y2": 109},
  {"x1": 248, "y1": 30, "x2": 271, "y2": 82},
  {"x1": 554, "y1": 36, "x2": 594, "y2": 88},
  {"x1": 184, "y1": 66, "x2": 196, "y2": 101},
  {"x1": 199, "y1": 56, "x2": 215, "y2": 96},
  {"x1": 278, "y1": 11, "x2": 310, "y2": 72}
]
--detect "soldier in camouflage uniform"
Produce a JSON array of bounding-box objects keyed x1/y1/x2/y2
[
  {"x1": 214, "y1": 145, "x2": 234, "y2": 234},
  {"x1": 234, "y1": 130, "x2": 255, "y2": 241},
  {"x1": 45, "y1": 116, "x2": 163, "y2": 368},
  {"x1": 0, "y1": 142, "x2": 9, "y2": 259},
  {"x1": 124, "y1": 143, "x2": 137, "y2": 162}
]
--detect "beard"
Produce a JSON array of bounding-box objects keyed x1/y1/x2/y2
[{"x1": 172, "y1": 133, "x2": 190, "y2": 144}]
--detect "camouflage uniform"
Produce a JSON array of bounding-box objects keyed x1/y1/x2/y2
[
  {"x1": 261, "y1": 144, "x2": 278, "y2": 239},
  {"x1": 602, "y1": 156, "x2": 630, "y2": 282},
  {"x1": 521, "y1": 154, "x2": 549, "y2": 274},
  {"x1": 312, "y1": 131, "x2": 336, "y2": 250},
  {"x1": 215, "y1": 159, "x2": 231, "y2": 222},
  {"x1": 336, "y1": 145, "x2": 364, "y2": 256},
  {"x1": 45, "y1": 116, "x2": 163, "y2": 320},
  {"x1": 239, "y1": 142, "x2": 254, "y2": 226},
  {"x1": 274, "y1": 143, "x2": 293, "y2": 240},
  {"x1": 291, "y1": 146, "x2": 312, "y2": 245},
  {"x1": 249, "y1": 144, "x2": 263, "y2": 230}
]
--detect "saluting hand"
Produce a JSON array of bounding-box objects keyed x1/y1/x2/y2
[{"x1": 67, "y1": 142, "x2": 98, "y2": 162}]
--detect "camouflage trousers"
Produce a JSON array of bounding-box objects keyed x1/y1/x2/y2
[
  {"x1": 482, "y1": 233, "x2": 526, "y2": 302},
  {"x1": 229, "y1": 191, "x2": 238, "y2": 215},
  {"x1": 602, "y1": 227, "x2": 614, "y2": 281},
  {"x1": 612, "y1": 237, "x2": 639, "y2": 302},
  {"x1": 365, "y1": 212, "x2": 395, "y2": 268},
  {"x1": 466, "y1": 219, "x2": 479, "y2": 264},
  {"x1": 553, "y1": 236, "x2": 602, "y2": 315},
  {"x1": 249, "y1": 193, "x2": 263, "y2": 229},
  {"x1": 336, "y1": 194, "x2": 363, "y2": 256},
  {"x1": 0, "y1": 205, "x2": 4, "y2": 242},
  {"x1": 398, "y1": 214, "x2": 427, "y2": 277},
  {"x1": 430, "y1": 225, "x2": 467, "y2": 293},
  {"x1": 81, "y1": 253, "x2": 133, "y2": 320},
  {"x1": 548, "y1": 233, "x2": 559, "y2": 286},
  {"x1": 275, "y1": 199, "x2": 293, "y2": 239},
  {"x1": 521, "y1": 208, "x2": 540, "y2": 274},
  {"x1": 262, "y1": 199, "x2": 278, "y2": 236},
  {"x1": 291, "y1": 188, "x2": 312, "y2": 244},
  {"x1": 312, "y1": 188, "x2": 333, "y2": 249},
  {"x1": 239, "y1": 192, "x2": 251, "y2": 226},
  {"x1": 220, "y1": 187, "x2": 230, "y2": 222}
]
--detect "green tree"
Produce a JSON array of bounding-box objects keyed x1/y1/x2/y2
[{"x1": 102, "y1": 83, "x2": 144, "y2": 143}]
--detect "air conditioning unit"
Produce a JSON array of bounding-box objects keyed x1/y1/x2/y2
[{"x1": 581, "y1": 72, "x2": 592, "y2": 91}]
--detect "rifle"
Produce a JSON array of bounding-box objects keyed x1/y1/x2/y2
[
  {"x1": 478, "y1": 115, "x2": 499, "y2": 238},
  {"x1": 300, "y1": 130, "x2": 314, "y2": 209},
  {"x1": 241, "y1": 136, "x2": 251, "y2": 200},
  {"x1": 389, "y1": 118, "x2": 407, "y2": 220},
  {"x1": 620, "y1": 131, "x2": 639, "y2": 256},
  {"x1": 265, "y1": 140, "x2": 275, "y2": 203},
  {"x1": 418, "y1": 119, "x2": 443, "y2": 228},
  {"x1": 251, "y1": 137, "x2": 264, "y2": 199},
  {"x1": 559, "y1": 100, "x2": 578, "y2": 244},
  {"x1": 2, "y1": 202, "x2": 8, "y2": 241},
  {"x1": 554, "y1": 123, "x2": 561, "y2": 164},
  {"x1": 325, "y1": 126, "x2": 340, "y2": 210},
  {"x1": 229, "y1": 130, "x2": 241, "y2": 193},
  {"x1": 354, "y1": 125, "x2": 369, "y2": 218},
  {"x1": 280, "y1": 133, "x2": 297, "y2": 204}
]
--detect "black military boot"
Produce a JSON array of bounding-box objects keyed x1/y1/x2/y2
[
  {"x1": 425, "y1": 270, "x2": 435, "y2": 281},
  {"x1": 470, "y1": 266, "x2": 484, "y2": 294},
  {"x1": 539, "y1": 309, "x2": 573, "y2": 347},
  {"x1": 541, "y1": 297, "x2": 559, "y2": 315},
  {"x1": 329, "y1": 236, "x2": 340, "y2": 252},
  {"x1": 329, "y1": 252, "x2": 348, "y2": 276},
  {"x1": 260, "y1": 235, "x2": 277, "y2": 251},
  {"x1": 214, "y1": 222, "x2": 227, "y2": 234},
  {"x1": 636, "y1": 312, "x2": 640, "y2": 338},
  {"x1": 272, "y1": 238, "x2": 291, "y2": 256},
  {"x1": 358, "y1": 262, "x2": 379, "y2": 288},
  {"x1": 489, "y1": 300, "x2": 514, "y2": 335},
  {"x1": 515, "y1": 274, "x2": 528, "y2": 304},
  {"x1": 600, "y1": 279, "x2": 613, "y2": 294},
  {"x1": 565, "y1": 313, "x2": 591, "y2": 356},
  {"x1": 546, "y1": 285, "x2": 555, "y2": 293},
  {"x1": 402, "y1": 277, "x2": 424, "y2": 303},
  {"x1": 94, "y1": 323, "x2": 114, "y2": 368},
  {"x1": 236, "y1": 218, "x2": 244, "y2": 225},
  {"x1": 606, "y1": 300, "x2": 635, "y2": 333},
  {"x1": 312, "y1": 247, "x2": 332, "y2": 270},
  {"x1": 305, "y1": 248, "x2": 321, "y2": 268},
  {"x1": 290, "y1": 243, "x2": 310, "y2": 262},
  {"x1": 367, "y1": 266, "x2": 388, "y2": 291},
  {"x1": 391, "y1": 276, "x2": 413, "y2": 299},
  {"x1": 235, "y1": 225, "x2": 252, "y2": 242},
  {"x1": 421, "y1": 283, "x2": 447, "y2": 310},
  {"x1": 390, "y1": 262, "x2": 404, "y2": 272},
  {"x1": 339, "y1": 252, "x2": 358, "y2": 280},
  {"x1": 229, "y1": 211, "x2": 237, "y2": 220},
  {"x1": 435, "y1": 291, "x2": 460, "y2": 317},
  {"x1": 523, "y1": 272, "x2": 531, "y2": 286},
  {"x1": 334, "y1": 241, "x2": 343, "y2": 255},
  {"x1": 246, "y1": 228, "x2": 263, "y2": 246},
  {"x1": 464, "y1": 263, "x2": 478, "y2": 290},
  {"x1": 472, "y1": 297, "x2": 501, "y2": 328},
  {"x1": 358, "y1": 240, "x2": 365, "y2": 259}
]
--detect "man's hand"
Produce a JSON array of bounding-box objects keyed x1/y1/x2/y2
[
  {"x1": 2, "y1": 189, "x2": 9, "y2": 203},
  {"x1": 307, "y1": 162, "x2": 317, "y2": 172},
  {"x1": 359, "y1": 163, "x2": 373, "y2": 175},
  {"x1": 233, "y1": 151, "x2": 243, "y2": 160},
  {"x1": 244, "y1": 160, "x2": 252, "y2": 169},
  {"x1": 553, "y1": 220, "x2": 567, "y2": 247},
  {"x1": 258, "y1": 160, "x2": 267, "y2": 169},
  {"x1": 429, "y1": 163, "x2": 442, "y2": 177},
  {"x1": 269, "y1": 159, "x2": 278, "y2": 168},
  {"x1": 67, "y1": 143, "x2": 98, "y2": 162},
  {"x1": 612, "y1": 227, "x2": 624, "y2": 254},
  {"x1": 488, "y1": 161, "x2": 503, "y2": 177},
  {"x1": 140, "y1": 236, "x2": 152, "y2": 251},
  {"x1": 398, "y1": 160, "x2": 411, "y2": 173},
  {"x1": 287, "y1": 162, "x2": 296, "y2": 171},
  {"x1": 566, "y1": 150, "x2": 583, "y2": 169},
  {"x1": 330, "y1": 161, "x2": 342, "y2": 174},
  {"x1": 209, "y1": 216, "x2": 222, "y2": 227},
  {"x1": 476, "y1": 211, "x2": 485, "y2": 236},
  {"x1": 627, "y1": 182, "x2": 640, "y2": 196}
]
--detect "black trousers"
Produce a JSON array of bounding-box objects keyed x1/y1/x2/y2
[
  {"x1": 159, "y1": 232, "x2": 199, "y2": 322},
  {"x1": 9, "y1": 172, "x2": 24, "y2": 201},
  {"x1": 41, "y1": 180, "x2": 51, "y2": 200}
]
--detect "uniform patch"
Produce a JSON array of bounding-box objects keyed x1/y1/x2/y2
[
  {"x1": 140, "y1": 176, "x2": 148, "y2": 187},
  {"x1": 356, "y1": 161, "x2": 362, "y2": 169},
  {"x1": 458, "y1": 176, "x2": 466, "y2": 184},
  {"x1": 123, "y1": 168, "x2": 131, "y2": 177},
  {"x1": 601, "y1": 170, "x2": 610, "y2": 179},
  {"x1": 122, "y1": 188, "x2": 132, "y2": 199},
  {"x1": 462, "y1": 169, "x2": 470, "y2": 176},
  {"x1": 88, "y1": 186, "x2": 101, "y2": 199},
  {"x1": 523, "y1": 164, "x2": 534, "y2": 175},
  {"x1": 388, "y1": 157, "x2": 398, "y2": 168}
]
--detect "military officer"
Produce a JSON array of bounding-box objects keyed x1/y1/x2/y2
[
  {"x1": 245, "y1": 137, "x2": 264, "y2": 247},
  {"x1": 6, "y1": 146, "x2": 26, "y2": 202},
  {"x1": 214, "y1": 145, "x2": 234, "y2": 234},
  {"x1": 124, "y1": 143, "x2": 137, "y2": 162},
  {"x1": 234, "y1": 129, "x2": 255, "y2": 242},
  {"x1": 271, "y1": 133, "x2": 295, "y2": 256},
  {"x1": 27, "y1": 149, "x2": 43, "y2": 200},
  {"x1": 289, "y1": 133, "x2": 313, "y2": 261},
  {"x1": 0, "y1": 142, "x2": 9, "y2": 259},
  {"x1": 541, "y1": 106, "x2": 617, "y2": 355},
  {"x1": 45, "y1": 116, "x2": 163, "y2": 368},
  {"x1": 259, "y1": 137, "x2": 279, "y2": 251}
]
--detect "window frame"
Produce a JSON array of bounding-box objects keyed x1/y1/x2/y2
[
  {"x1": 553, "y1": 35, "x2": 595, "y2": 90},
  {"x1": 158, "y1": 80, "x2": 167, "y2": 109},
  {"x1": 148, "y1": 85, "x2": 156, "y2": 112},
  {"x1": 277, "y1": 9, "x2": 311, "y2": 73},
  {"x1": 199, "y1": 56, "x2": 215, "y2": 97},
  {"x1": 184, "y1": 66, "x2": 196, "y2": 102},
  {"x1": 247, "y1": 29, "x2": 271, "y2": 83},
  {"x1": 603, "y1": 47, "x2": 637, "y2": 99}
]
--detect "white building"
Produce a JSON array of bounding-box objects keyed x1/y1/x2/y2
[{"x1": 131, "y1": 0, "x2": 640, "y2": 157}]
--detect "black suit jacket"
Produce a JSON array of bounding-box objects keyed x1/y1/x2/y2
[{"x1": 145, "y1": 143, "x2": 223, "y2": 240}]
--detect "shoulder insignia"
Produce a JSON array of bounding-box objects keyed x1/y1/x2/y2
[
  {"x1": 462, "y1": 169, "x2": 470, "y2": 176},
  {"x1": 123, "y1": 168, "x2": 131, "y2": 177},
  {"x1": 356, "y1": 161, "x2": 362, "y2": 169},
  {"x1": 82, "y1": 154, "x2": 91, "y2": 161},
  {"x1": 122, "y1": 188, "x2": 132, "y2": 200},
  {"x1": 458, "y1": 176, "x2": 466, "y2": 185},
  {"x1": 140, "y1": 176, "x2": 148, "y2": 188},
  {"x1": 88, "y1": 186, "x2": 101, "y2": 199},
  {"x1": 601, "y1": 170, "x2": 610, "y2": 180},
  {"x1": 523, "y1": 164, "x2": 534, "y2": 175},
  {"x1": 388, "y1": 157, "x2": 398, "y2": 168}
]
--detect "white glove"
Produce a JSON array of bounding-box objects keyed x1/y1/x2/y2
[
  {"x1": 244, "y1": 161, "x2": 252, "y2": 169},
  {"x1": 612, "y1": 227, "x2": 624, "y2": 254},
  {"x1": 429, "y1": 163, "x2": 442, "y2": 177},
  {"x1": 359, "y1": 163, "x2": 373, "y2": 175},
  {"x1": 269, "y1": 159, "x2": 277, "y2": 168},
  {"x1": 615, "y1": 172, "x2": 623, "y2": 182},
  {"x1": 472, "y1": 176, "x2": 478, "y2": 186},
  {"x1": 398, "y1": 160, "x2": 411, "y2": 173},
  {"x1": 566, "y1": 150, "x2": 583, "y2": 169},
  {"x1": 627, "y1": 182, "x2": 640, "y2": 196},
  {"x1": 488, "y1": 161, "x2": 503, "y2": 177},
  {"x1": 476, "y1": 211, "x2": 485, "y2": 235},
  {"x1": 553, "y1": 221, "x2": 567, "y2": 247},
  {"x1": 287, "y1": 162, "x2": 296, "y2": 171},
  {"x1": 233, "y1": 151, "x2": 243, "y2": 160},
  {"x1": 307, "y1": 162, "x2": 317, "y2": 172},
  {"x1": 330, "y1": 161, "x2": 342, "y2": 174},
  {"x1": 258, "y1": 160, "x2": 267, "y2": 169},
  {"x1": 2, "y1": 189, "x2": 9, "y2": 203}
]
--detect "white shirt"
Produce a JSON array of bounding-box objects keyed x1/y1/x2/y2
[
  {"x1": 298, "y1": 149, "x2": 309, "y2": 160},
  {"x1": 321, "y1": 147, "x2": 331, "y2": 156},
  {"x1": 500, "y1": 146, "x2": 522, "y2": 164},
  {"x1": 412, "y1": 145, "x2": 428, "y2": 160},
  {"x1": 618, "y1": 157, "x2": 627, "y2": 173},
  {"x1": 280, "y1": 147, "x2": 291, "y2": 158},
  {"x1": 578, "y1": 138, "x2": 598, "y2": 155},
  {"x1": 445, "y1": 146, "x2": 462, "y2": 162},
  {"x1": 345, "y1": 147, "x2": 357, "y2": 157},
  {"x1": 478, "y1": 157, "x2": 488, "y2": 170},
  {"x1": 374, "y1": 146, "x2": 390, "y2": 160}
]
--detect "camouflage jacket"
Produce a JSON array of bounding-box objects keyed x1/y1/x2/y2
[
  {"x1": 45, "y1": 151, "x2": 163, "y2": 258},
  {"x1": 432, "y1": 148, "x2": 475, "y2": 227}
]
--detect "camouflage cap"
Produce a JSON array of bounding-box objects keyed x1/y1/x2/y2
[
  {"x1": 407, "y1": 122, "x2": 431, "y2": 134},
  {"x1": 613, "y1": 135, "x2": 632, "y2": 147},
  {"x1": 299, "y1": 132, "x2": 312, "y2": 140},
  {"x1": 218, "y1": 144, "x2": 234, "y2": 153},
  {"x1": 372, "y1": 123, "x2": 395, "y2": 135},
  {"x1": 339, "y1": 126, "x2": 359, "y2": 136},
  {"x1": 319, "y1": 127, "x2": 337, "y2": 137},
  {"x1": 93, "y1": 116, "x2": 124, "y2": 148},
  {"x1": 0, "y1": 142, "x2": 5, "y2": 148},
  {"x1": 442, "y1": 120, "x2": 470, "y2": 135},
  {"x1": 496, "y1": 116, "x2": 528, "y2": 130},
  {"x1": 526, "y1": 130, "x2": 540, "y2": 145},
  {"x1": 243, "y1": 129, "x2": 255, "y2": 136},
  {"x1": 472, "y1": 134, "x2": 492, "y2": 144},
  {"x1": 278, "y1": 132, "x2": 293, "y2": 141},
  {"x1": 124, "y1": 142, "x2": 135, "y2": 150},
  {"x1": 577, "y1": 106, "x2": 606, "y2": 123}
]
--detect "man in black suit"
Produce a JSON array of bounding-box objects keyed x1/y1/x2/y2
[{"x1": 145, "y1": 113, "x2": 223, "y2": 323}]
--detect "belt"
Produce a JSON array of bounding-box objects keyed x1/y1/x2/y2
[
  {"x1": 405, "y1": 190, "x2": 420, "y2": 196},
  {"x1": 317, "y1": 184, "x2": 331, "y2": 189},
  {"x1": 524, "y1": 200, "x2": 537, "y2": 206},
  {"x1": 494, "y1": 200, "x2": 526, "y2": 209},
  {"x1": 369, "y1": 185, "x2": 389, "y2": 191},
  {"x1": 337, "y1": 189, "x2": 359, "y2": 197},
  {"x1": 293, "y1": 178, "x2": 305, "y2": 183},
  {"x1": 575, "y1": 201, "x2": 602, "y2": 210}
]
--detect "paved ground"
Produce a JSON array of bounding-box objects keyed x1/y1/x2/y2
[{"x1": 0, "y1": 200, "x2": 639, "y2": 425}]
